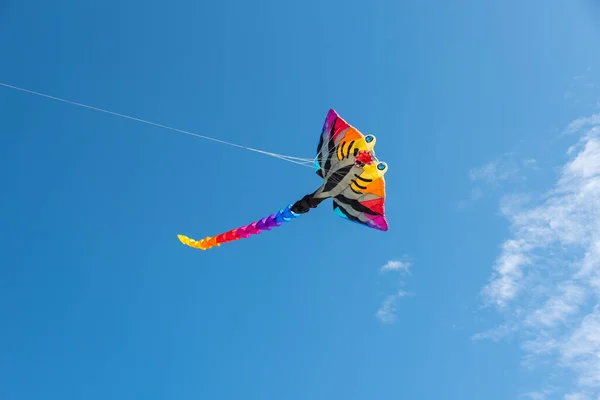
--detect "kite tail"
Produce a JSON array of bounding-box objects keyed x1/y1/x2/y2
[{"x1": 177, "y1": 204, "x2": 301, "y2": 250}]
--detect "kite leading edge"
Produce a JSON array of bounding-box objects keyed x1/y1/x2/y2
[{"x1": 177, "y1": 109, "x2": 388, "y2": 251}]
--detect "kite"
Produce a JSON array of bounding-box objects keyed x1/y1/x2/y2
[{"x1": 177, "y1": 109, "x2": 388, "y2": 250}]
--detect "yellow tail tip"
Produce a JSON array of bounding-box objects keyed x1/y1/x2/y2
[
  {"x1": 177, "y1": 234, "x2": 210, "y2": 250},
  {"x1": 177, "y1": 234, "x2": 190, "y2": 244}
]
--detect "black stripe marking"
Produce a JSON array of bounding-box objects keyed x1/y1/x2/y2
[
  {"x1": 334, "y1": 201, "x2": 366, "y2": 224},
  {"x1": 351, "y1": 180, "x2": 367, "y2": 190},
  {"x1": 324, "y1": 164, "x2": 353, "y2": 192},
  {"x1": 346, "y1": 140, "x2": 355, "y2": 158},
  {"x1": 334, "y1": 194, "x2": 380, "y2": 216},
  {"x1": 354, "y1": 174, "x2": 373, "y2": 183}
]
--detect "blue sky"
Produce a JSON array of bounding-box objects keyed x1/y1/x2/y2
[{"x1": 2, "y1": 0, "x2": 600, "y2": 399}]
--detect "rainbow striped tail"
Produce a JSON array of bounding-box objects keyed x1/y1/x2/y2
[{"x1": 177, "y1": 204, "x2": 300, "y2": 250}]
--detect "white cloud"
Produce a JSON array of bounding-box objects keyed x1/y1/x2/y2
[
  {"x1": 564, "y1": 67, "x2": 598, "y2": 108},
  {"x1": 524, "y1": 282, "x2": 587, "y2": 328},
  {"x1": 561, "y1": 307, "x2": 600, "y2": 389},
  {"x1": 460, "y1": 153, "x2": 538, "y2": 208},
  {"x1": 524, "y1": 393, "x2": 546, "y2": 400},
  {"x1": 564, "y1": 394, "x2": 591, "y2": 400},
  {"x1": 475, "y1": 112, "x2": 600, "y2": 397},
  {"x1": 522, "y1": 388, "x2": 555, "y2": 400},
  {"x1": 379, "y1": 259, "x2": 411, "y2": 273},
  {"x1": 376, "y1": 258, "x2": 413, "y2": 323},
  {"x1": 470, "y1": 153, "x2": 520, "y2": 183},
  {"x1": 523, "y1": 158, "x2": 539, "y2": 170},
  {"x1": 375, "y1": 291, "x2": 408, "y2": 324},
  {"x1": 565, "y1": 115, "x2": 600, "y2": 135},
  {"x1": 471, "y1": 323, "x2": 518, "y2": 342}
]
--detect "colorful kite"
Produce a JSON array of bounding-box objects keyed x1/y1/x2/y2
[{"x1": 177, "y1": 109, "x2": 388, "y2": 250}]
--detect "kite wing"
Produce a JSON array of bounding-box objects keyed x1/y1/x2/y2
[
  {"x1": 314, "y1": 109, "x2": 375, "y2": 178},
  {"x1": 315, "y1": 109, "x2": 388, "y2": 231},
  {"x1": 331, "y1": 161, "x2": 388, "y2": 231}
]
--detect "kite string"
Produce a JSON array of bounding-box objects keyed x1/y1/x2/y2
[{"x1": 0, "y1": 81, "x2": 316, "y2": 167}]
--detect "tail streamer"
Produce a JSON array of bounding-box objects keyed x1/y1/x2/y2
[{"x1": 177, "y1": 204, "x2": 300, "y2": 250}]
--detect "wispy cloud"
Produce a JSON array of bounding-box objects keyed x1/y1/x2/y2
[
  {"x1": 470, "y1": 153, "x2": 521, "y2": 183},
  {"x1": 564, "y1": 113, "x2": 600, "y2": 136},
  {"x1": 522, "y1": 388, "x2": 555, "y2": 400},
  {"x1": 460, "y1": 153, "x2": 538, "y2": 208},
  {"x1": 564, "y1": 67, "x2": 598, "y2": 107},
  {"x1": 564, "y1": 394, "x2": 592, "y2": 400},
  {"x1": 523, "y1": 158, "x2": 539, "y2": 170},
  {"x1": 376, "y1": 291, "x2": 408, "y2": 324},
  {"x1": 471, "y1": 322, "x2": 518, "y2": 342},
  {"x1": 375, "y1": 258, "x2": 413, "y2": 324},
  {"x1": 379, "y1": 259, "x2": 411, "y2": 273},
  {"x1": 475, "y1": 112, "x2": 600, "y2": 397}
]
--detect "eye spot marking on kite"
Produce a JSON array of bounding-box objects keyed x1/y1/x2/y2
[
  {"x1": 364, "y1": 135, "x2": 377, "y2": 151},
  {"x1": 377, "y1": 162, "x2": 387, "y2": 171}
]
